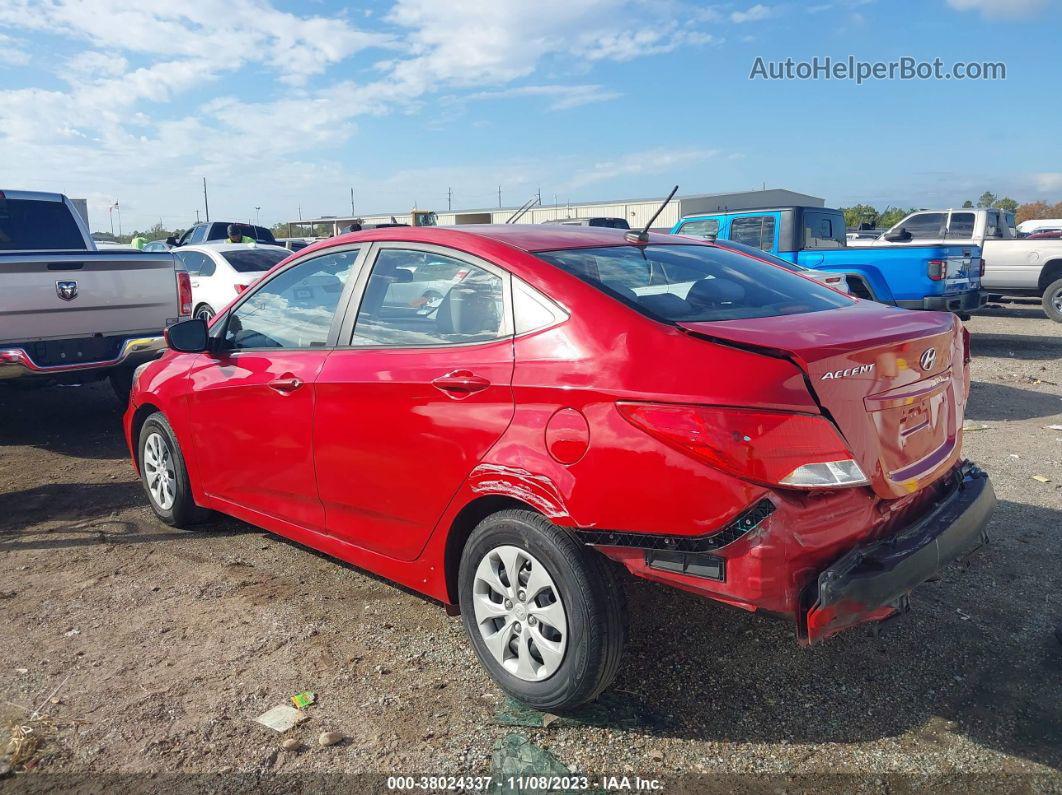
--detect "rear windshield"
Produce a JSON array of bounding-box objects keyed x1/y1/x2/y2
[
  {"x1": 536, "y1": 244, "x2": 851, "y2": 322},
  {"x1": 221, "y1": 249, "x2": 289, "y2": 272},
  {"x1": 0, "y1": 199, "x2": 87, "y2": 250}
]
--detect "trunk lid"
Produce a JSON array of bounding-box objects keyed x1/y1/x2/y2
[
  {"x1": 678, "y1": 303, "x2": 965, "y2": 499},
  {"x1": 0, "y1": 251, "x2": 180, "y2": 345},
  {"x1": 938, "y1": 243, "x2": 980, "y2": 295}
]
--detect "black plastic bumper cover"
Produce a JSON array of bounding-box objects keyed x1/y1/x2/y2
[
  {"x1": 896, "y1": 291, "x2": 988, "y2": 312},
  {"x1": 803, "y1": 461, "x2": 995, "y2": 644}
]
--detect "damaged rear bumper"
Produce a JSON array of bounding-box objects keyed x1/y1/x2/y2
[{"x1": 801, "y1": 461, "x2": 995, "y2": 645}]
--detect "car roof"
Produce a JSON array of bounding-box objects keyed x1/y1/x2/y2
[{"x1": 314, "y1": 224, "x2": 692, "y2": 254}]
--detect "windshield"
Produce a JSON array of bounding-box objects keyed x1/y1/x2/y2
[
  {"x1": 0, "y1": 198, "x2": 87, "y2": 250},
  {"x1": 536, "y1": 244, "x2": 852, "y2": 322},
  {"x1": 222, "y1": 248, "x2": 289, "y2": 273}
]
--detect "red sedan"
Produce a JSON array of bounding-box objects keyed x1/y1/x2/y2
[{"x1": 124, "y1": 225, "x2": 995, "y2": 711}]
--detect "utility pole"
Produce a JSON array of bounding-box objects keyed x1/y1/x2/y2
[
  {"x1": 498, "y1": 186, "x2": 502, "y2": 208},
  {"x1": 202, "y1": 177, "x2": 210, "y2": 222},
  {"x1": 350, "y1": 187, "x2": 355, "y2": 216},
  {"x1": 447, "y1": 187, "x2": 452, "y2": 211},
  {"x1": 115, "y1": 200, "x2": 122, "y2": 237},
  {"x1": 298, "y1": 204, "x2": 302, "y2": 222},
  {"x1": 537, "y1": 188, "x2": 542, "y2": 206},
  {"x1": 195, "y1": 209, "x2": 200, "y2": 223},
  {"x1": 109, "y1": 205, "x2": 114, "y2": 236},
  {"x1": 255, "y1": 206, "x2": 261, "y2": 225}
]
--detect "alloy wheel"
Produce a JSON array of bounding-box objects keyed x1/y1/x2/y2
[
  {"x1": 143, "y1": 432, "x2": 176, "y2": 511},
  {"x1": 471, "y1": 545, "x2": 568, "y2": 681}
]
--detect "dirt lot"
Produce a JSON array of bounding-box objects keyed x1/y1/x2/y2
[{"x1": 1, "y1": 305, "x2": 1060, "y2": 790}]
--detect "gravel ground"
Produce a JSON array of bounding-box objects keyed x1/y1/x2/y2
[{"x1": 0, "y1": 306, "x2": 1059, "y2": 791}]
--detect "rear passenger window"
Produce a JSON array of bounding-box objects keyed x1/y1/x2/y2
[
  {"x1": 350, "y1": 249, "x2": 507, "y2": 347},
  {"x1": 730, "y1": 217, "x2": 775, "y2": 251},
  {"x1": 947, "y1": 212, "x2": 976, "y2": 239},
  {"x1": 677, "y1": 219, "x2": 720, "y2": 239}
]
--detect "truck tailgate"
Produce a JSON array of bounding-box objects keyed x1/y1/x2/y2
[{"x1": 0, "y1": 251, "x2": 179, "y2": 344}]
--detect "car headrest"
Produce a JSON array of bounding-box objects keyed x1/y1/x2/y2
[
  {"x1": 686, "y1": 277, "x2": 745, "y2": 307},
  {"x1": 436, "y1": 284, "x2": 500, "y2": 336}
]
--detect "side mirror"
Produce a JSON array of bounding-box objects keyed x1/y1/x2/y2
[
  {"x1": 165, "y1": 236, "x2": 178, "y2": 247},
  {"x1": 884, "y1": 227, "x2": 912, "y2": 242},
  {"x1": 165, "y1": 318, "x2": 209, "y2": 353}
]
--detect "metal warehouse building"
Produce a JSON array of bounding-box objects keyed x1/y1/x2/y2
[{"x1": 291, "y1": 188, "x2": 824, "y2": 237}]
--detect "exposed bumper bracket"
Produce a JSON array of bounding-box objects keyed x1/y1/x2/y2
[{"x1": 801, "y1": 461, "x2": 995, "y2": 645}]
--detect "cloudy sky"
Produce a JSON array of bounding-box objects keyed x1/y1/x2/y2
[{"x1": 0, "y1": 0, "x2": 1059, "y2": 232}]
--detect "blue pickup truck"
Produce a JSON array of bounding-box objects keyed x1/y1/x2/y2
[{"x1": 671, "y1": 206, "x2": 987, "y2": 315}]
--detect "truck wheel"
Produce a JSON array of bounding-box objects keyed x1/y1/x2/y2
[
  {"x1": 195, "y1": 304, "x2": 216, "y2": 322},
  {"x1": 1042, "y1": 278, "x2": 1062, "y2": 322},
  {"x1": 109, "y1": 367, "x2": 135, "y2": 406},
  {"x1": 458, "y1": 510, "x2": 625, "y2": 712},
  {"x1": 137, "y1": 412, "x2": 209, "y2": 528}
]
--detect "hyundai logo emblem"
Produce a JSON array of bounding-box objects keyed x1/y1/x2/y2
[
  {"x1": 919, "y1": 347, "x2": 937, "y2": 371},
  {"x1": 56, "y1": 280, "x2": 78, "y2": 301}
]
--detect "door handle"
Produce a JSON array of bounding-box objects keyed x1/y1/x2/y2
[
  {"x1": 268, "y1": 374, "x2": 304, "y2": 394},
  {"x1": 431, "y1": 369, "x2": 490, "y2": 396}
]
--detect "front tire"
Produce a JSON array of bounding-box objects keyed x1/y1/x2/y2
[
  {"x1": 458, "y1": 510, "x2": 625, "y2": 711},
  {"x1": 1042, "y1": 278, "x2": 1062, "y2": 322},
  {"x1": 137, "y1": 412, "x2": 208, "y2": 528}
]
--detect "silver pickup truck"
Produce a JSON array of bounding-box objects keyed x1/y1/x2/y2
[
  {"x1": 0, "y1": 190, "x2": 190, "y2": 402},
  {"x1": 849, "y1": 208, "x2": 1062, "y2": 321}
]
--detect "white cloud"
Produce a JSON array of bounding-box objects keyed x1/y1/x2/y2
[
  {"x1": 946, "y1": 0, "x2": 1050, "y2": 18},
  {"x1": 565, "y1": 147, "x2": 722, "y2": 190},
  {"x1": 730, "y1": 4, "x2": 773, "y2": 23},
  {"x1": 0, "y1": 0, "x2": 719, "y2": 229},
  {"x1": 464, "y1": 84, "x2": 623, "y2": 110},
  {"x1": 1033, "y1": 173, "x2": 1062, "y2": 192},
  {"x1": 0, "y1": 32, "x2": 30, "y2": 65}
]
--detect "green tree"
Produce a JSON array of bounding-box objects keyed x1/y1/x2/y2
[
  {"x1": 879, "y1": 207, "x2": 916, "y2": 229},
  {"x1": 993, "y1": 197, "x2": 1018, "y2": 213},
  {"x1": 976, "y1": 191, "x2": 997, "y2": 209},
  {"x1": 961, "y1": 200, "x2": 974, "y2": 208},
  {"x1": 840, "y1": 204, "x2": 879, "y2": 230}
]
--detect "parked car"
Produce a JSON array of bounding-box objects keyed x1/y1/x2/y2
[
  {"x1": 1027, "y1": 230, "x2": 1062, "y2": 239},
  {"x1": 144, "y1": 239, "x2": 172, "y2": 252},
  {"x1": 172, "y1": 244, "x2": 291, "y2": 321},
  {"x1": 673, "y1": 207, "x2": 987, "y2": 316},
  {"x1": 682, "y1": 235, "x2": 851, "y2": 293},
  {"x1": 542, "y1": 217, "x2": 630, "y2": 229},
  {"x1": 0, "y1": 189, "x2": 188, "y2": 402},
  {"x1": 276, "y1": 237, "x2": 315, "y2": 252},
  {"x1": 125, "y1": 225, "x2": 995, "y2": 711},
  {"x1": 851, "y1": 208, "x2": 1062, "y2": 321},
  {"x1": 1016, "y1": 218, "x2": 1062, "y2": 236},
  {"x1": 171, "y1": 222, "x2": 278, "y2": 247}
]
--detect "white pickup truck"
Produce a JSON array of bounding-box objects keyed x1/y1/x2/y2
[
  {"x1": 0, "y1": 190, "x2": 191, "y2": 402},
  {"x1": 849, "y1": 207, "x2": 1062, "y2": 321}
]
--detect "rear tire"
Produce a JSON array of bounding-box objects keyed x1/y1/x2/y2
[
  {"x1": 109, "y1": 367, "x2": 135, "y2": 406},
  {"x1": 137, "y1": 412, "x2": 209, "y2": 528},
  {"x1": 458, "y1": 510, "x2": 625, "y2": 712},
  {"x1": 1042, "y1": 278, "x2": 1062, "y2": 323},
  {"x1": 195, "y1": 304, "x2": 216, "y2": 322}
]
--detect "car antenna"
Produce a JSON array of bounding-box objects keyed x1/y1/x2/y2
[{"x1": 626, "y1": 185, "x2": 678, "y2": 243}]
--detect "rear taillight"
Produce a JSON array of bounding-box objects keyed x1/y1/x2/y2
[
  {"x1": 234, "y1": 283, "x2": 248, "y2": 295},
  {"x1": 824, "y1": 276, "x2": 843, "y2": 284},
  {"x1": 617, "y1": 402, "x2": 869, "y2": 489},
  {"x1": 927, "y1": 259, "x2": 948, "y2": 281},
  {"x1": 176, "y1": 271, "x2": 192, "y2": 317}
]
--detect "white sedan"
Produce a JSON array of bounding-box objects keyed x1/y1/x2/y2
[{"x1": 172, "y1": 244, "x2": 291, "y2": 321}]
